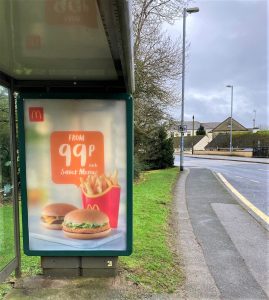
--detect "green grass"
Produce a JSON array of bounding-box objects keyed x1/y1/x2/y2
[
  {"x1": 120, "y1": 167, "x2": 184, "y2": 293},
  {"x1": 0, "y1": 204, "x2": 15, "y2": 299},
  {"x1": 0, "y1": 205, "x2": 15, "y2": 269},
  {"x1": 0, "y1": 167, "x2": 182, "y2": 298},
  {"x1": 0, "y1": 204, "x2": 41, "y2": 299},
  {"x1": 256, "y1": 130, "x2": 269, "y2": 135}
]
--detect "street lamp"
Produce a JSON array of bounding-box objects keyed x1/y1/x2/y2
[
  {"x1": 192, "y1": 115, "x2": 194, "y2": 155},
  {"x1": 180, "y1": 7, "x2": 199, "y2": 171},
  {"x1": 226, "y1": 85, "x2": 233, "y2": 153},
  {"x1": 253, "y1": 109, "x2": 256, "y2": 128}
]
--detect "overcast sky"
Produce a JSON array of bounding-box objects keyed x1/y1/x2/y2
[{"x1": 166, "y1": 0, "x2": 268, "y2": 129}]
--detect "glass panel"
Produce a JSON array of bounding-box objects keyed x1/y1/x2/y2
[
  {"x1": 23, "y1": 98, "x2": 127, "y2": 252},
  {"x1": 0, "y1": 0, "x2": 117, "y2": 81},
  {"x1": 0, "y1": 86, "x2": 15, "y2": 270}
]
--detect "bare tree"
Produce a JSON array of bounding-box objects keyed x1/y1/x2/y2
[
  {"x1": 133, "y1": 0, "x2": 187, "y2": 129},
  {"x1": 133, "y1": 0, "x2": 188, "y2": 172}
]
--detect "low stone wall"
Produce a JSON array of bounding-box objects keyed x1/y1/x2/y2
[{"x1": 193, "y1": 150, "x2": 253, "y2": 157}]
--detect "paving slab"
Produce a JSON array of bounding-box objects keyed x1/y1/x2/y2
[
  {"x1": 186, "y1": 168, "x2": 268, "y2": 299},
  {"x1": 212, "y1": 203, "x2": 269, "y2": 297},
  {"x1": 173, "y1": 169, "x2": 220, "y2": 299}
]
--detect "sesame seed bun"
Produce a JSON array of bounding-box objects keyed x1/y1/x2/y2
[
  {"x1": 42, "y1": 203, "x2": 78, "y2": 217},
  {"x1": 41, "y1": 203, "x2": 78, "y2": 230}
]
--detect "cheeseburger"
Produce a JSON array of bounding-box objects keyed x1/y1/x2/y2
[
  {"x1": 63, "y1": 209, "x2": 111, "y2": 239},
  {"x1": 41, "y1": 203, "x2": 78, "y2": 230}
]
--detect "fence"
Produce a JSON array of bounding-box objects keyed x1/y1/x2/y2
[{"x1": 253, "y1": 147, "x2": 269, "y2": 158}]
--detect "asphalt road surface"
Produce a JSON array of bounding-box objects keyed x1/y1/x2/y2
[{"x1": 174, "y1": 155, "x2": 269, "y2": 216}]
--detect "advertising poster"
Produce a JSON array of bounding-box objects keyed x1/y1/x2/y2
[{"x1": 18, "y1": 95, "x2": 132, "y2": 255}]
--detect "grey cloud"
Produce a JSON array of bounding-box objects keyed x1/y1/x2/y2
[{"x1": 168, "y1": 0, "x2": 268, "y2": 128}]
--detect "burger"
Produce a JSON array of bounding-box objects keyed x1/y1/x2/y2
[
  {"x1": 41, "y1": 203, "x2": 78, "y2": 230},
  {"x1": 62, "y1": 209, "x2": 111, "y2": 239}
]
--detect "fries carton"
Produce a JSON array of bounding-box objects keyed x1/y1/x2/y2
[
  {"x1": 80, "y1": 171, "x2": 121, "y2": 228},
  {"x1": 81, "y1": 186, "x2": 120, "y2": 228}
]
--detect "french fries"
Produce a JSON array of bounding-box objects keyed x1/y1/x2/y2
[{"x1": 80, "y1": 170, "x2": 119, "y2": 196}]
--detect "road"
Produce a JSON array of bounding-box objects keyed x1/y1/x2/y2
[{"x1": 174, "y1": 155, "x2": 269, "y2": 216}]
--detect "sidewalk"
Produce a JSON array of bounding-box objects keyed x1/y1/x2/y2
[
  {"x1": 176, "y1": 168, "x2": 269, "y2": 299},
  {"x1": 185, "y1": 154, "x2": 269, "y2": 164}
]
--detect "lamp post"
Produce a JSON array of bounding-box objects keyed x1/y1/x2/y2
[
  {"x1": 226, "y1": 85, "x2": 233, "y2": 153},
  {"x1": 180, "y1": 7, "x2": 199, "y2": 171},
  {"x1": 253, "y1": 109, "x2": 256, "y2": 129},
  {"x1": 192, "y1": 115, "x2": 194, "y2": 155}
]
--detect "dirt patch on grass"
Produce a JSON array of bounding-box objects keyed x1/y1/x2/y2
[{"x1": 5, "y1": 272, "x2": 158, "y2": 300}]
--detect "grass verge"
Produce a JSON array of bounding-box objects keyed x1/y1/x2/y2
[
  {"x1": 0, "y1": 205, "x2": 16, "y2": 269},
  {"x1": 1, "y1": 167, "x2": 182, "y2": 298},
  {"x1": 120, "y1": 167, "x2": 183, "y2": 293},
  {"x1": 0, "y1": 205, "x2": 41, "y2": 300}
]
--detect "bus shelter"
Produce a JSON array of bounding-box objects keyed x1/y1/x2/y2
[{"x1": 0, "y1": 0, "x2": 134, "y2": 281}]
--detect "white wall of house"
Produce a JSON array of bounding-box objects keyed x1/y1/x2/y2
[
  {"x1": 186, "y1": 129, "x2": 195, "y2": 136},
  {"x1": 252, "y1": 128, "x2": 260, "y2": 133},
  {"x1": 171, "y1": 129, "x2": 214, "y2": 137}
]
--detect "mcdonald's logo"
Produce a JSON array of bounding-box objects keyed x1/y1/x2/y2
[
  {"x1": 29, "y1": 107, "x2": 44, "y2": 122},
  {"x1": 86, "y1": 204, "x2": 100, "y2": 211}
]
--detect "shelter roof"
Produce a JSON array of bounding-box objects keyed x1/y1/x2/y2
[{"x1": 0, "y1": 0, "x2": 134, "y2": 93}]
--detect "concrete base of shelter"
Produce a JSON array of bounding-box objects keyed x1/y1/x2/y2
[
  {"x1": 41, "y1": 256, "x2": 118, "y2": 278},
  {"x1": 81, "y1": 268, "x2": 117, "y2": 277}
]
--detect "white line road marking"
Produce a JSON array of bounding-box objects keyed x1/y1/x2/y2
[
  {"x1": 235, "y1": 176, "x2": 259, "y2": 183},
  {"x1": 217, "y1": 172, "x2": 269, "y2": 225}
]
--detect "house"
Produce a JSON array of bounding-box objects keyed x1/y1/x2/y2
[
  {"x1": 211, "y1": 117, "x2": 248, "y2": 138},
  {"x1": 170, "y1": 117, "x2": 250, "y2": 152},
  {"x1": 169, "y1": 117, "x2": 249, "y2": 138},
  {"x1": 200, "y1": 122, "x2": 220, "y2": 135},
  {"x1": 169, "y1": 121, "x2": 199, "y2": 137},
  {"x1": 169, "y1": 121, "x2": 220, "y2": 137}
]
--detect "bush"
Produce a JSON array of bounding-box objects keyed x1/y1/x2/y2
[
  {"x1": 196, "y1": 125, "x2": 206, "y2": 135},
  {"x1": 134, "y1": 155, "x2": 143, "y2": 180},
  {"x1": 135, "y1": 125, "x2": 174, "y2": 174},
  {"x1": 146, "y1": 126, "x2": 174, "y2": 169}
]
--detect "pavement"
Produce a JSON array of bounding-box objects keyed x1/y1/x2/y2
[
  {"x1": 177, "y1": 168, "x2": 269, "y2": 299},
  {"x1": 173, "y1": 169, "x2": 220, "y2": 299},
  {"x1": 184, "y1": 154, "x2": 269, "y2": 164},
  {"x1": 4, "y1": 167, "x2": 269, "y2": 299}
]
